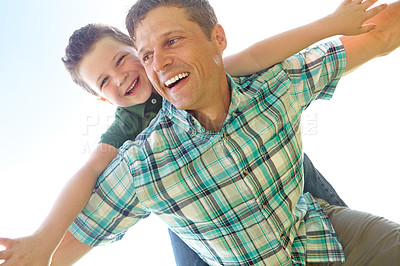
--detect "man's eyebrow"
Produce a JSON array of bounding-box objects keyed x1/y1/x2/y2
[
  {"x1": 137, "y1": 46, "x2": 148, "y2": 59},
  {"x1": 137, "y1": 30, "x2": 184, "y2": 56}
]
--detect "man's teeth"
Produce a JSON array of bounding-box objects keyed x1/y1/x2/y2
[
  {"x1": 127, "y1": 79, "x2": 138, "y2": 94},
  {"x1": 165, "y1": 72, "x2": 189, "y2": 87}
]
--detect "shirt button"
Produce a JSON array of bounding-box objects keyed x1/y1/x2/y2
[
  {"x1": 223, "y1": 133, "x2": 227, "y2": 139},
  {"x1": 151, "y1": 98, "x2": 157, "y2": 104},
  {"x1": 280, "y1": 234, "x2": 285, "y2": 240},
  {"x1": 191, "y1": 129, "x2": 195, "y2": 134},
  {"x1": 262, "y1": 204, "x2": 268, "y2": 209},
  {"x1": 243, "y1": 169, "x2": 249, "y2": 176},
  {"x1": 291, "y1": 254, "x2": 294, "y2": 260}
]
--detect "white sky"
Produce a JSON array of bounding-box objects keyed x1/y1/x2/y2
[{"x1": 0, "y1": 0, "x2": 399, "y2": 265}]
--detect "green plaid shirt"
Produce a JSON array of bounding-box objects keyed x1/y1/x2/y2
[{"x1": 70, "y1": 40, "x2": 346, "y2": 265}]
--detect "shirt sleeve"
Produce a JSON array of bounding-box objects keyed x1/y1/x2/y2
[
  {"x1": 282, "y1": 39, "x2": 347, "y2": 109},
  {"x1": 68, "y1": 145, "x2": 151, "y2": 246}
]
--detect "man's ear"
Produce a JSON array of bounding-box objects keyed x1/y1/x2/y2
[{"x1": 213, "y1": 24, "x2": 227, "y2": 53}]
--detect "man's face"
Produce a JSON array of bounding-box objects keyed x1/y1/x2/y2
[
  {"x1": 135, "y1": 6, "x2": 227, "y2": 112},
  {"x1": 78, "y1": 36, "x2": 154, "y2": 107}
]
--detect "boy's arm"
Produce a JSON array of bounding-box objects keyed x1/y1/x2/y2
[
  {"x1": 341, "y1": 0, "x2": 400, "y2": 73},
  {"x1": 0, "y1": 143, "x2": 118, "y2": 266},
  {"x1": 50, "y1": 231, "x2": 93, "y2": 266},
  {"x1": 224, "y1": 0, "x2": 387, "y2": 76}
]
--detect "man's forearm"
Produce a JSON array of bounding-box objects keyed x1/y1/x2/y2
[{"x1": 341, "y1": 1, "x2": 400, "y2": 73}]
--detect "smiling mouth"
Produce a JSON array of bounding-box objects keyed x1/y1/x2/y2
[
  {"x1": 165, "y1": 72, "x2": 189, "y2": 88},
  {"x1": 125, "y1": 77, "x2": 139, "y2": 95}
]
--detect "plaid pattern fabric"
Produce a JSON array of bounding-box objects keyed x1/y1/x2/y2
[{"x1": 70, "y1": 40, "x2": 346, "y2": 265}]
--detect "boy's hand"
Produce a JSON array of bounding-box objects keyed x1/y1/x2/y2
[
  {"x1": 0, "y1": 235, "x2": 52, "y2": 266},
  {"x1": 331, "y1": 0, "x2": 388, "y2": 35}
]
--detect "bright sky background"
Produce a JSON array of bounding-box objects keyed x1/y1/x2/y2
[{"x1": 0, "y1": 0, "x2": 399, "y2": 265}]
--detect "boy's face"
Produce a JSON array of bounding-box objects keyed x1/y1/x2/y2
[
  {"x1": 135, "y1": 6, "x2": 227, "y2": 112},
  {"x1": 78, "y1": 36, "x2": 154, "y2": 107}
]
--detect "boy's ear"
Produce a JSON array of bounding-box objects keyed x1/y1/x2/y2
[
  {"x1": 213, "y1": 24, "x2": 227, "y2": 53},
  {"x1": 97, "y1": 97, "x2": 113, "y2": 105}
]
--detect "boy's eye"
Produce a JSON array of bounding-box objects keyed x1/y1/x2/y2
[
  {"x1": 117, "y1": 55, "x2": 126, "y2": 66},
  {"x1": 100, "y1": 77, "x2": 109, "y2": 89}
]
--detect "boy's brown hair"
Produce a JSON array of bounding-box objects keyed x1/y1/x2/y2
[{"x1": 62, "y1": 24, "x2": 133, "y2": 96}]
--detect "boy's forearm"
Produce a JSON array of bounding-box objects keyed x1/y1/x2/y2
[
  {"x1": 224, "y1": 0, "x2": 386, "y2": 77},
  {"x1": 35, "y1": 144, "x2": 118, "y2": 257},
  {"x1": 253, "y1": 17, "x2": 337, "y2": 68},
  {"x1": 34, "y1": 166, "x2": 101, "y2": 251},
  {"x1": 225, "y1": 17, "x2": 339, "y2": 77},
  {"x1": 50, "y1": 231, "x2": 93, "y2": 266},
  {"x1": 224, "y1": 21, "x2": 330, "y2": 76}
]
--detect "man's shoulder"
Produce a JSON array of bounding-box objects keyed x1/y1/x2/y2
[
  {"x1": 230, "y1": 64, "x2": 287, "y2": 96},
  {"x1": 131, "y1": 108, "x2": 169, "y2": 142},
  {"x1": 281, "y1": 39, "x2": 346, "y2": 69},
  {"x1": 231, "y1": 40, "x2": 346, "y2": 89}
]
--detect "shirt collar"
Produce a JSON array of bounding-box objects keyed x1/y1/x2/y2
[
  {"x1": 120, "y1": 93, "x2": 162, "y2": 118},
  {"x1": 162, "y1": 74, "x2": 250, "y2": 132}
]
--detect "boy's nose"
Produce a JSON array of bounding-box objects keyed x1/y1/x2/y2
[{"x1": 114, "y1": 72, "x2": 128, "y2": 87}]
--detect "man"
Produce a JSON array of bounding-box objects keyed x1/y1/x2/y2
[{"x1": 66, "y1": 0, "x2": 400, "y2": 265}]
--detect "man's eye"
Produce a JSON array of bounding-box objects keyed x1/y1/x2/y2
[
  {"x1": 142, "y1": 54, "x2": 153, "y2": 63},
  {"x1": 117, "y1": 55, "x2": 126, "y2": 66},
  {"x1": 168, "y1": 38, "x2": 179, "y2": 46},
  {"x1": 100, "y1": 77, "x2": 109, "y2": 89}
]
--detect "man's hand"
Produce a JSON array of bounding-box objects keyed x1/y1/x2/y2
[
  {"x1": 0, "y1": 235, "x2": 53, "y2": 266},
  {"x1": 340, "y1": 0, "x2": 400, "y2": 73},
  {"x1": 330, "y1": 0, "x2": 388, "y2": 36}
]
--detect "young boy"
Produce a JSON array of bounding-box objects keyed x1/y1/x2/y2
[{"x1": 0, "y1": 0, "x2": 386, "y2": 264}]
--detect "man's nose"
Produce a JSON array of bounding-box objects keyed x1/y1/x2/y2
[{"x1": 153, "y1": 50, "x2": 173, "y2": 72}]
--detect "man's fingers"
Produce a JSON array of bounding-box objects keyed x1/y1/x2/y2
[
  {"x1": 0, "y1": 238, "x2": 12, "y2": 263},
  {"x1": 366, "y1": 3, "x2": 388, "y2": 19},
  {"x1": 0, "y1": 238, "x2": 11, "y2": 248},
  {"x1": 0, "y1": 249, "x2": 11, "y2": 261},
  {"x1": 362, "y1": 0, "x2": 379, "y2": 9}
]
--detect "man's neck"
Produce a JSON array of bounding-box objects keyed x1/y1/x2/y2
[{"x1": 189, "y1": 85, "x2": 231, "y2": 132}]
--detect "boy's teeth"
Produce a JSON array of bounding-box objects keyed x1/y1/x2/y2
[
  {"x1": 165, "y1": 72, "x2": 189, "y2": 87},
  {"x1": 127, "y1": 79, "x2": 138, "y2": 93}
]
